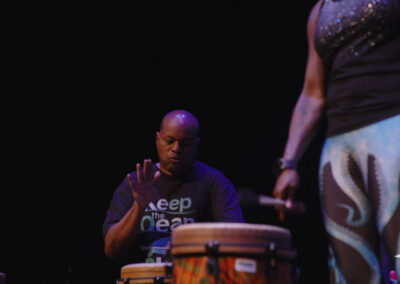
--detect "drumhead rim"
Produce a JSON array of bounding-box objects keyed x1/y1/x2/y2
[
  {"x1": 121, "y1": 262, "x2": 173, "y2": 269},
  {"x1": 171, "y1": 222, "x2": 290, "y2": 234}
]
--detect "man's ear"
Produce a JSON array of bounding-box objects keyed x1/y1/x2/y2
[{"x1": 155, "y1": 131, "x2": 160, "y2": 145}]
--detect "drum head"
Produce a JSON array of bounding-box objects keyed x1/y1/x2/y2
[
  {"x1": 120, "y1": 262, "x2": 172, "y2": 279},
  {"x1": 171, "y1": 222, "x2": 292, "y2": 257}
]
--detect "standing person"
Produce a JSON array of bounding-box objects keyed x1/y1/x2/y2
[
  {"x1": 103, "y1": 109, "x2": 244, "y2": 264},
  {"x1": 272, "y1": 0, "x2": 400, "y2": 283}
]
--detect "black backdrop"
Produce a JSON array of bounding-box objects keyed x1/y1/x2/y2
[{"x1": 2, "y1": 0, "x2": 329, "y2": 283}]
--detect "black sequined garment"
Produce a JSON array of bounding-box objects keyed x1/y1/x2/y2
[
  {"x1": 315, "y1": 0, "x2": 400, "y2": 66},
  {"x1": 314, "y1": 0, "x2": 400, "y2": 137}
]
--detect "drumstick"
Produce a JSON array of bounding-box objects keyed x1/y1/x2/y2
[
  {"x1": 237, "y1": 187, "x2": 306, "y2": 214},
  {"x1": 258, "y1": 194, "x2": 286, "y2": 206},
  {"x1": 258, "y1": 194, "x2": 306, "y2": 214}
]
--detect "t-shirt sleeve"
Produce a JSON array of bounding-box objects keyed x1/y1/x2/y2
[
  {"x1": 102, "y1": 176, "x2": 134, "y2": 238},
  {"x1": 210, "y1": 170, "x2": 245, "y2": 222}
]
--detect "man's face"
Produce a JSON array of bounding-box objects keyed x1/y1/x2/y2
[{"x1": 156, "y1": 118, "x2": 199, "y2": 176}]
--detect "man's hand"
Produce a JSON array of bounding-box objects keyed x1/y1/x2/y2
[
  {"x1": 127, "y1": 159, "x2": 161, "y2": 209},
  {"x1": 272, "y1": 169, "x2": 300, "y2": 221}
]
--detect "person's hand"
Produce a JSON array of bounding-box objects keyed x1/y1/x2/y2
[
  {"x1": 127, "y1": 159, "x2": 161, "y2": 209},
  {"x1": 272, "y1": 169, "x2": 300, "y2": 221}
]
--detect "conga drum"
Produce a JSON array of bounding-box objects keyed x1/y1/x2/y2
[
  {"x1": 117, "y1": 262, "x2": 172, "y2": 284},
  {"x1": 170, "y1": 223, "x2": 296, "y2": 284}
]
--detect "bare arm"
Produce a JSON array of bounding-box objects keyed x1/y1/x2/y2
[
  {"x1": 104, "y1": 198, "x2": 145, "y2": 259},
  {"x1": 273, "y1": 1, "x2": 326, "y2": 214},
  {"x1": 104, "y1": 159, "x2": 160, "y2": 259},
  {"x1": 283, "y1": 0, "x2": 325, "y2": 162}
]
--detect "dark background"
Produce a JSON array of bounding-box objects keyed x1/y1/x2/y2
[{"x1": 2, "y1": 0, "x2": 329, "y2": 283}]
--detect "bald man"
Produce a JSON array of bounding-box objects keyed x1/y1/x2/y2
[{"x1": 103, "y1": 110, "x2": 244, "y2": 263}]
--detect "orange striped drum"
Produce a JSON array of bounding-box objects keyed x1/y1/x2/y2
[{"x1": 170, "y1": 222, "x2": 296, "y2": 284}]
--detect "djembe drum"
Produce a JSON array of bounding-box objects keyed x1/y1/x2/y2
[
  {"x1": 170, "y1": 223, "x2": 296, "y2": 284},
  {"x1": 117, "y1": 262, "x2": 172, "y2": 284}
]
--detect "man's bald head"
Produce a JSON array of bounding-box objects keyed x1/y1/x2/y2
[{"x1": 160, "y1": 110, "x2": 199, "y2": 138}]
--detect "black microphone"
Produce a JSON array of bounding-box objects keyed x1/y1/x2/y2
[{"x1": 237, "y1": 187, "x2": 306, "y2": 214}]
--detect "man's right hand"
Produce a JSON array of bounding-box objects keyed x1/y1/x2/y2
[
  {"x1": 127, "y1": 159, "x2": 161, "y2": 209},
  {"x1": 272, "y1": 169, "x2": 300, "y2": 221}
]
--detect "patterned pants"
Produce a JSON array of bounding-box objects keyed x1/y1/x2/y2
[{"x1": 319, "y1": 114, "x2": 400, "y2": 284}]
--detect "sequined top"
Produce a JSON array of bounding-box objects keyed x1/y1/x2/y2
[{"x1": 314, "y1": 0, "x2": 400, "y2": 136}]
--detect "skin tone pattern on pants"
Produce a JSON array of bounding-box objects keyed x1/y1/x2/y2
[{"x1": 319, "y1": 114, "x2": 400, "y2": 284}]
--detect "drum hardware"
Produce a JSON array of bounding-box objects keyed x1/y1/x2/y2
[
  {"x1": 265, "y1": 242, "x2": 277, "y2": 280},
  {"x1": 164, "y1": 263, "x2": 173, "y2": 276},
  {"x1": 205, "y1": 241, "x2": 221, "y2": 283},
  {"x1": 118, "y1": 276, "x2": 165, "y2": 284},
  {"x1": 117, "y1": 276, "x2": 166, "y2": 284},
  {"x1": 153, "y1": 277, "x2": 164, "y2": 284}
]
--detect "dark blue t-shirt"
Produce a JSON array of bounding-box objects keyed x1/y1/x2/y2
[{"x1": 102, "y1": 161, "x2": 244, "y2": 263}]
